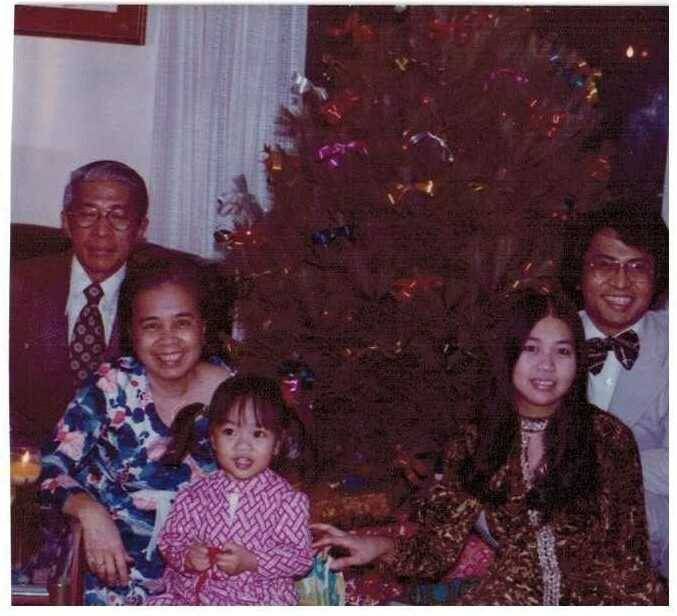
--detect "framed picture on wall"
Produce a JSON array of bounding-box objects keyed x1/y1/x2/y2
[{"x1": 14, "y1": 4, "x2": 147, "y2": 45}]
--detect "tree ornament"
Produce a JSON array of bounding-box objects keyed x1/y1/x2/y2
[
  {"x1": 278, "y1": 358, "x2": 317, "y2": 419},
  {"x1": 290, "y1": 71, "x2": 328, "y2": 101},
  {"x1": 264, "y1": 145, "x2": 301, "y2": 186},
  {"x1": 504, "y1": 259, "x2": 557, "y2": 296},
  {"x1": 316, "y1": 140, "x2": 368, "y2": 168},
  {"x1": 318, "y1": 89, "x2": 363, "y2": 125},
  {"x1": 386, "y1": 180, "x2": 436, "y2": 207},
  {"x1": 311, "y1": 225, "x2": 355, "y2": 247},
  {"x1": 404, "y1": 131, "x2": 454, "y2": 163},
  {"x1": 215, "y1": 174, "x2": 263, "y2": 233},
  {"x1": 214, "y1": 227, "x2": 264, "y2": 251},
  {"x1": 391, "y1": 274, "x2": 444, "y2": 301}
]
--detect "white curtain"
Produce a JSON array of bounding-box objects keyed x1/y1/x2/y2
[{"x1": 148, "y1": 5, "x2": 308, "y2": 257}]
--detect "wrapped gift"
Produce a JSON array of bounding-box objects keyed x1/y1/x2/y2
[{"x1": 296, "y1": 553, "x2": 346, "y2": 606}]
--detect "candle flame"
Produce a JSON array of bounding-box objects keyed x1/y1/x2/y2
[
  {"x1": 21, "y1": 450, "x2": 30, "y2": 464},
  {"x1": 626, "y1": 46, "x2": 634, "y2": 59}
]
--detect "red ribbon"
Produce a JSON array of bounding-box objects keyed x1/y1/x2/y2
[{"x1": 193, "y1": 547, "x2": 223, "y2": 605}]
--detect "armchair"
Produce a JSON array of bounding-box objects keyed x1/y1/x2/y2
[{"x1": 11, "y1": 521, "x2": 84, "y2": 606}]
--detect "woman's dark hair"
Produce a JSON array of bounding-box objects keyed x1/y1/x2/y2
[
  {"x1": 460, "y1": 291, "x2": 599, "y2": 520},
  {"x1": 163, "y1": 375, "x2": 307, "y2": 475},
  {"x1": 118, "y1": 255, "x2": 221, "y2": 358}
]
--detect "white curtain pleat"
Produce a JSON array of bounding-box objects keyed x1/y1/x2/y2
[{"x1": 149, "y1": 5, "x2": 308, "y2": 257}]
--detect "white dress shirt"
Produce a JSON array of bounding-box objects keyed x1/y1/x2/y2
[
  {"x1": 65, "y1": 257, "x2": 127, "y2": 344},
  {"x1": 580, "y1": 311, "x2": 645, "y2": 412}
]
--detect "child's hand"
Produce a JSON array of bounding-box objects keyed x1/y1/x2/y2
[
  {"x1": 214, "y1": 542, "x2": 258, "y2": 575},
  {"x1": 186, "y1": 544, "x2": 211, "y2": 572}
]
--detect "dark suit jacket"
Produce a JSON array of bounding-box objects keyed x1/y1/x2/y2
[
  {"x1": 10, "y1": 252, "x2": 123, "y2": 448},
  {"x1": 10, "y1": 229, "x2": 232, "y2": 449}
]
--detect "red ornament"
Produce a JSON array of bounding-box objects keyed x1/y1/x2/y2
[{"x1": 216, "y1": 226, "x2": 264, "y2": 251}]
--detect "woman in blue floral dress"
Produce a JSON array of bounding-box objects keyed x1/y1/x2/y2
[{"x1": 40, "y1": 258, "x2": 232, "y2": 605}]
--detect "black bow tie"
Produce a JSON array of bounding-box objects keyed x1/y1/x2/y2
[{"x1": 586, "y1": 330, "x2": 640, "y2": 375}]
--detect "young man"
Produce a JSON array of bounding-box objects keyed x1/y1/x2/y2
[
  {"x1": 10, "y1": 160, "x2": 149, "y2": 448},
  {"x1": 562, "y1": 200, "x2": 668, "y2": 577}
]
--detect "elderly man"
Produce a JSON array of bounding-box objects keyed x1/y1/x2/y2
[
  {"x1": 10, "y1": 160, "x2": 149, "y2": 448},
  {"x1": 562, "y1": 199, "x2": 668, "y2": 577}
]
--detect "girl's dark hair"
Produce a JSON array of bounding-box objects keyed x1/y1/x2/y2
[
  {"x1": 208, "y1": 375, "x2": 291, "y2": 439},
  {"x1": 118, "y1": 256, "x2": 221, "y2": 357},
  {"x1": 163, "y1": 375, "x2": 308, "y2": 475},
  {"x1": 460, "y1": 291, "x2": 599, "y2": 520}
]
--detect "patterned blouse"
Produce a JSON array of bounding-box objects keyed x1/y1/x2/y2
[
  {"x1": 147, "y1": 468, "x2": 313, "y2": 605},
  {"x1": 384, "y1": 407, "x2": 665, "y2": 605},
  {"x1": 39, "y1": 357, "x2": 230, "y2": 605}
]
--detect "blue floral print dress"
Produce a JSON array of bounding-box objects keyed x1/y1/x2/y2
[{"x1": 40, "y1": 356, "x2": 230, "y2": 605}]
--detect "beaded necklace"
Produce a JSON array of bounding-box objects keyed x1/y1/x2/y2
[{"x1": 519, "y1": 416, "x2": 561, "y2": 605}]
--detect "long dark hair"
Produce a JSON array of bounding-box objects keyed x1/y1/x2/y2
[
  {"x1": 460, "y1": 291, "x2": 598, "y2": 519},
  {"x1": 163, "y1": 375, "x2": 306, "y2": 475}
]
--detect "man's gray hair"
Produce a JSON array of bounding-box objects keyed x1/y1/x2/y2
[{"x1": 63, "y1": 160, "x2": 149, "y2": 218}]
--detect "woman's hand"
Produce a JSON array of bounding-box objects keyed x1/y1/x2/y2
[
  {"x1": 310, "y1": 523, "x2": 395, "y2": 570},
  {"x1": 186, "y1": 544, "x2": 211, "y2": 572},
  {"x1": 66, "y1": 493, "x2": 134, "y2": 587},
  {"x1": 214, "y1": 542, "x2": 258, "y2": 576}
]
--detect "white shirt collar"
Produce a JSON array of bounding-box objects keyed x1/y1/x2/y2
[
  {"x1": 580, "y1": 310, "x2": 646, "y2": 340},
  {"x1": 66, "y1": 256, "x2": 127, "y2": 315}
]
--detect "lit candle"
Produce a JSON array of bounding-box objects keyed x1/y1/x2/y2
[{"x1": 10, "y1": 449, "x2": 41, "y2": 485}]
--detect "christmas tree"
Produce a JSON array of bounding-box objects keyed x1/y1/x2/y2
[{"x1": 220, "y1": 6, "x2": 611, "y2": 488}]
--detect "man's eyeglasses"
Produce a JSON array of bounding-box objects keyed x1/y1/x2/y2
[
  {"x1": 585, "y1": 256, "x2": 654, "y2": 282},
  {"x1": 67, "y1": 207, "x2": 136, "y2": 232}
]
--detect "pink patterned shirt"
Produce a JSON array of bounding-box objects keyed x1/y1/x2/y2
[{"x1": 146, "y1": 468, "x2": 312, "y2": 605}]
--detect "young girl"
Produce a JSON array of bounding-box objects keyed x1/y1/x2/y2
[
  {"x1": 146, "y1": 375, "x2": 313, "y2": 605},
  {"x1": 313, "y1": 291, "x2": 665, "y2": 605}
]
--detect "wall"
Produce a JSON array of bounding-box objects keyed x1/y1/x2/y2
[{"x1": 11, "y1": 10, "x2": 159, "y2": 228}]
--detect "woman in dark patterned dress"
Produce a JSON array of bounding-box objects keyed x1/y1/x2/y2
[
  {"x1": 40, "y1": 258, "x2": 232, "y2": 604},
  {"x1": 313, "y1": 291, "x2": 665, "y2": 605}
]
